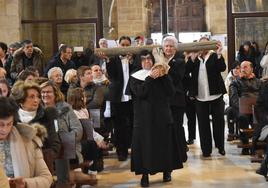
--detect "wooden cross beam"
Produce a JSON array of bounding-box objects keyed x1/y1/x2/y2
[{"x1": 95, "y1": 41, "x2": 218, "y2": 57}]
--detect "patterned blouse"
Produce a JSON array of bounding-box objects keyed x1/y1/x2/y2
[{"x1": 0, "y1": 140, "x2": 14, "y2": 177}]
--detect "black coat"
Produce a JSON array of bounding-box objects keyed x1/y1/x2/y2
[
  {"x1": 19, "y1": 106, "x2": 61, "y2": 157},
  {"x1": 229, "y1": 77, "x2": 261, "y2": 110},
  {"x1": 129, "y1": 74, "x2": 183, "y2": 175},
  {"x1": 168, "y1": 52, "x2": 186, "y2": 107},
  {"x1": 106, "y1": 56, "x2": 135, "y2": 102},
  {"x1": 186, "y1": 52, "x2": 227, "y2": 97},
  {"x1": 255, "y1": 81, "x2": 268, "y2": 126}
]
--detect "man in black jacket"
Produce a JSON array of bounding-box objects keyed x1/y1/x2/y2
[
  {"x1": 230, "y1": 61, "x2": 261, "y2": 154},
  {"x1": 186, "y1": 37, "x2": 226, "y2": 157},
  {"x1": 106, "y1": 36, "x2": 134, "y2": 161}
]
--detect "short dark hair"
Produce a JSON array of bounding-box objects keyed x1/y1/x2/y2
[
  {"x1": 21, "y1": 39, "x2": 33, "y2": 47},
  {"x1": 67, "y1": 87, "x2": 86, "y2": 110},
  {"x1": 119, "y1": 36, "x2": 131, "y2": 44},
  {"x1": 0, "y1": 97, "x2": 19, "y2": 121},
  {"x1": 77, "y1": 66, "x2": 91, "y2": 80},
  {"x1": 59, "y1": 44, "x2": 72, "y2": 54},
  {"x1": 0, "y1": 42, "x2": 8, "y2": 53},
  {"x1": 18, "y1": 70, "x2": 37, "y2": 81},
  {"x1": 0, "y1": 79, "x2": 11, "y2": 97}
]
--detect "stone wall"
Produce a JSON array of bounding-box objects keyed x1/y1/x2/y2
[
  {"x1": 205, "y1": 0, "x2": 227, "y2": 34},
  {"x1": 0, "y1": 0, "x2": 20, "y2": 44},
  {"x1": 116, "y1": 0, "x2": 148, "y2": 38}
]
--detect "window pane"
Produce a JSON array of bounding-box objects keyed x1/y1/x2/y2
[
  {"x1": 21, "y1": 23, "x2": 53, "y2": 64},
  {"x1": 21, "y1": 0, "x2": 56, "y2": 20},
  {"x1": 57, "y1": 23, "x2": 96, "y2": 48},
  {"x1": 56, "y1": 0, "x2": 97, "y2": 19},
  {"x1": 22, "y1": 0, "x2": 98, "y2": 20},
  {"x1": 232, "y1": 0, "x2": 268, "y2": 13},
  {"x1": 235, "y1": 17, "x2": 268, "y2": 51}
]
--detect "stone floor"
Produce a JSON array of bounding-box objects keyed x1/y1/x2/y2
[{"x1": 94, "y1": 135, "x2": 267, "y2": 187}]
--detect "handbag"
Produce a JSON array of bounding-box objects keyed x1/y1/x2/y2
[{"x1": 79, "y1": 119, "x2": 94, "y2": 141}]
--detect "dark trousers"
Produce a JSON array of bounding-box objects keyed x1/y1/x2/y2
[
  {"x1": 238, "y1": 114, "x2": 253, "y2": 144},
  {"x1": 226, "y1": 106, "x2": 238, "y2": 135},
  {"x1": 196, "y1": 97, "x2": 225, "y2": 155},
  {"x1": 185, "y1": 96, "x2": 196, "y2": 140},
  {"x1": 111, "y1": 101, "x2": 133, "y2": 156},
  {"x1": 170, "y1": 106, "x2": 187, "y2": 154}
]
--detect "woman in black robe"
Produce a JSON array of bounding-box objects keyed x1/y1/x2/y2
[{"x1": 128, "y1": 50, "x2": 184, "y2": 187}]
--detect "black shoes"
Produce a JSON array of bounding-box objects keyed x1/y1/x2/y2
[
  {"x1": 218, "y1": 149, "x2": 226, "y2": 156},
  {"x1": 241, "y1": 148, "x2": 250, "y2": 155},
  {"x1": 140, "y1": 174, "x2": 149, "y2": 187},
  {"x1": 202, "y1": 153, "x2": 211, "y2": 158},
  {"x1": 186, "y1": 139, "x2": 194, "y2": 145},
  {"x1": 163, "y1": 172, "x2": 171, "y2": 182}
]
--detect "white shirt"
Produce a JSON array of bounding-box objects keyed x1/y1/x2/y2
[
  {"x1": 121, "y1": 57, "x2": 132, "y2": 102},
  {"x1": 196, "y1": 53, "x2": 222, "y2": 102}
]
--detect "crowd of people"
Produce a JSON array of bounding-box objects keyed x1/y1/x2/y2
[{"x1": 0, "y1": 36, "x2": 267, "y2": 188}]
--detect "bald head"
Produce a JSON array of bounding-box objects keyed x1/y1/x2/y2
[{"x1": 240, "y1": 61, "x2": 253, "y2": 78}]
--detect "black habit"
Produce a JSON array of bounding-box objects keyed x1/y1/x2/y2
[{"x1": 128, "y1": 74, "x2": 184, "y2": 175}]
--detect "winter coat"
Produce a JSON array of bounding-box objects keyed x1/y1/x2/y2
[
  {"x1": 10, "y1": 47, "x2": 45, "y2": 79},
  {"x1": 55, "y1": 101, "x2": 83, "y2": 163},
  {"x1": 9, "y1": 123, "x2": 53, "y2": 188},
  {"x1": 229, "y1": 77, "x2": 261, "y2": 110}
]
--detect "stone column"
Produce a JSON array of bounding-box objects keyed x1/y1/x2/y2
[
  {"x1": 116, "y1": 0, "x2": 148, "y2": 38},
  {"x1": 0, "y1": 0, "x2": 20, "y2": 44},
  {"x1": 205, "y1": 0, "x2": 227, "y2": 34}
]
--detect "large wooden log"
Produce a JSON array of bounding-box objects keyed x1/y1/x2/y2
[{"x1": 95, "y1": 41, "x2": 218, "y2": 57}]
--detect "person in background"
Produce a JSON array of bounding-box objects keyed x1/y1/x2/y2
[
  {"x1": 72, "y1": 46, "x2": 87, "y2": 69},
  {"x1": 47, "y1": 67, "x2": 68, "y2": 96},
  {"x1": 64, "y1": 69, "x2": 78, "y2": 86},
  {"x1": 44, "y1": 45, "x2": 75, "y2": 77},
  {"x1": 224, "y1": 60, "x2": 241, "y2": 141},
  {"x1": 17, "y1": 69, "x2": 37, "y2": 82},
  {"x1": 98, "y1": 38, "x2": 108, "y2": 49},
  {"x1": 134, "y1": 36, "x2": 144, "y2": 46},
  {"x1": 105, "y1": 36, "x2": 134, "y2": 161},
  {"x1": 98, "y1": 38, "x2": 109, "y2": 73},
  {"x1": 67, "y1": 87, "x2": 107, "y2": 173},
  {"x1": 0, "y1": 42, "x2": 8, "y2": 68},
  {"x1": 0, "y1": 79, "x2": 11, "y2": 97},
  {"x1": 260, "y1": 41, "x2": 268, "y2": 79},
  {"x1": 128, "y1": 50, "x2": 184, "y2": 187},
  {"x1": 186, "y1": 37, "x2": 226, "y2": 157},
  {"x1": 11, "y1": 81, "x2": 61, "y2": 158},
  {"x1": 11, "y1": 40, "x2": 45, "y2": 80},
  {"x1": 251, "y1": 41, "x2": 262, "y2": 78},
  {"x1": 0, "y1": 67, "x2": 7, "y2": 80},
  {"x1": 236, "y1": 41, "x2": 256, "y2": 69},
  {"x1": 153, "y1": 35, "x2": 188, "y2": 161},
  {"x1": 230, "y1": 61, "x2": 262, "y2": 155},
  {"x1": 0, "y1": 97, "x2": 53, "y2": 188}
]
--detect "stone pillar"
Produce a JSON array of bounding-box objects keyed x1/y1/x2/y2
[
  {"x1": 205, "y1": 0, "x2": 227, "y2": 34},
  {"x1": 0, "y1": 0, "x2": 21, "y2": 44},
  {"x1": 116, "y1": 0, "x2": 148, "y2": 38}
]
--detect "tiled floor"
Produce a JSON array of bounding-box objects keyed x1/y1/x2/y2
[
  {"x1": 95, "y1": 138, "x2": 267, "y2": 188},
  {"x1": 94, "y1": 116, "x2": 267, "y2": 188}
]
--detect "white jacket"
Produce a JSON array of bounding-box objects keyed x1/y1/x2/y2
[{"x1": 260, "y1": 54, "x2": 268, "y2": 77}]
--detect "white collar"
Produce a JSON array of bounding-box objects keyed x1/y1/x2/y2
[{"x1": 131, "y1": 69, "x2": 151, "y2": 81}]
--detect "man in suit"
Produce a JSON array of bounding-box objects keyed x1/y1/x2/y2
[{"x1": 106, "y1": 36, "x2": 134, "y2": 161}]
